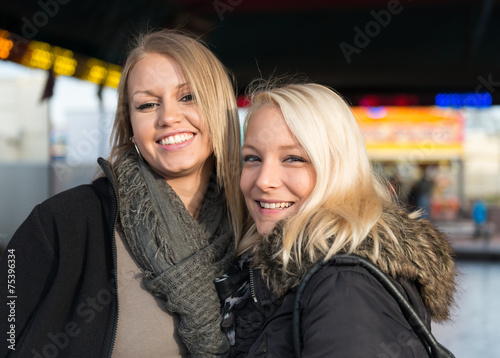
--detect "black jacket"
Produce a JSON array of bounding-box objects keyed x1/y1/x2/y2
[
  {"x1": 224, "y1": 211, "x2": 456, "y2": 357},
  {"x1": 230, "y1": 262, "x2": 431, "y2": 357},
  {"x1": 0, "y1": 159, "x2": 119, "y2": 357}
]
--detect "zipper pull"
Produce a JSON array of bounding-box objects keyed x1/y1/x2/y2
[{"x1": 249, "y1": 267, "x2": 258, "y2": 302}]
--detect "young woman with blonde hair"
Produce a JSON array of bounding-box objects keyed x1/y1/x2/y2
[
  {"x1": 217, "y1": 82, "x2": 457, "y2": 357},
  {"x1": 0, "y1": 29, "x2": 245, "y2": 357}
]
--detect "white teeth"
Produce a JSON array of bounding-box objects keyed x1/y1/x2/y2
[
  {"x1": 160, "y1": 133, "x2": 194, "y2": 145},
  {"x1": 259, "y1": 201, "x2": 293, "y2": 209}
]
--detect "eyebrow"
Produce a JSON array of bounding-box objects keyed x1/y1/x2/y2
[
  {"x1": 242, "y1": 143, "x2": 302, "y2": 151},
  {"x1": 131, "y1": 83, "x2": 189, "y2": 97}
]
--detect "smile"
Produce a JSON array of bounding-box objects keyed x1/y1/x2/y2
[
  {"x1": 158, "y1": 133, "x2": 194, "y2": 145},
  {"x1": 258, "y1": 201, "x2": 294, "y2": 209}
]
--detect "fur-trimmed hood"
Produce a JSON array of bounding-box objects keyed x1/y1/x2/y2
[{"x1": 252, "y1": 208, "x2": 457, "y2": 322}]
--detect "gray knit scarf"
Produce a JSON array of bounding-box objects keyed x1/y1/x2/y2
[{"x1": 114, "y1": 150, "x2": 234, "y2": 357}]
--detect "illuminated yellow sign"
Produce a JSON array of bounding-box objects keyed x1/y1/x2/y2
[
  {"x1": 52, "y1": 47, "x2": 76, "y2": 76},
  {"x1": 22, "y1": 41, "x2": 52, "y2": 70},
  {"x1": 0, "y1": 28, "x2": 122, "y2": 88},
  {"x1": 83, "y1": 58, "x2": 108, "y2": 84},
  {"x1": 352, "y1": 106, "x2": 464, "y2": 160},
  {"x1": 104, "y1": 65, "x2": 122, "y2": 88}
]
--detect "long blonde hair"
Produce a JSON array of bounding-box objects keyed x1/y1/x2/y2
[
  {"x1": 110, "y1": 28, "x2": 246, "y2": 238},
  {"x1": 239, "y1": 83, "x2": 401, "y2": 267}
]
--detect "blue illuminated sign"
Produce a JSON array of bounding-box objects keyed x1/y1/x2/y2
[{"x1": 435, "y1": 93, "x2": 492, "y2": 108}]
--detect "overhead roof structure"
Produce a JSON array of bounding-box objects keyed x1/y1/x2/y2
[{"x1": 1, "y1": 0, "x2": 499, "y2": 103}]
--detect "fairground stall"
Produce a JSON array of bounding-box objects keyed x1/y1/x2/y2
[{"x1": 352, "y1": 106, "x2": 464, "y2": 221}]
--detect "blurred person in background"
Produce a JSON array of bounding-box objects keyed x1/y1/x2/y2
[
  {"x1": 0, "y1": 29, "x2": 245, "y2": 358},
  {"x1": 408, "y1": 164, "x2": 436, "y2": 218},
  {"x1": 472, "y1": 199, "x2": 489, "y2": 240}
]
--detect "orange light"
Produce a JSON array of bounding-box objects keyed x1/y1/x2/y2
[
  {"x1": 0, "y1": 37, "x2": 13, "y2": 60},
  {"x1": 0, "y1": 30, "x2": 13, "y2": 59}
]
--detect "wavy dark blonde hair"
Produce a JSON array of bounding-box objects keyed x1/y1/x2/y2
[
  {"x1": 109, "y1": 28, "x2": 246, "y2": 238},
  {"x1": 238, "y1": 83, "x2": 410, "y2": 268}
]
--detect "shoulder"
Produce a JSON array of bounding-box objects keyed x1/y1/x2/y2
[
  {"x1": 30, "y1": 177, "x2": 115, "y2": 231},
  {"x1": 40, "y1": 158, "x2": 115, "y2": 216},
  {"x1": 294, "y1": 265, "x2": 432, "y2": 357},
  {"x1": 296, "y1": 263, "x2": 429, "y2": 357},
  {"x1": 296, "y1": 257, "x2": 428, "y2": 328},
  {"x1": 11, "y1": 177, "x2": 117, "y2": 253},
  {"x1": 377, "y1": 208, "x2": 457, "y2": 321},
  {"x1": 39, "y1": 180, "x2": 107, "y2": 215},
  {"x1": 300, "y1": 263, "x2": 389, "y2": 307},
  {"x1": 297, "y1": 260, "x2": 427, "y2": 330}
]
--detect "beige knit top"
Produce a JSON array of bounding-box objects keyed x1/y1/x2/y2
[{"x1": 111, "y1": 229, "x2": 187, "y2": 357}]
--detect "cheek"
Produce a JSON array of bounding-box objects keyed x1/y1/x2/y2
[
  {"x1": 187, "y1": 109, "x2": 204, "y2": 130},
  {"x1": 240, "y1": 169, "x2": 251, "y2": 197},
  {"x1": 130, "y1": 115, "x2": 147, "y2": 137},
  {"x1": 194, "y1": 116, "x2": 213, "y2": 151},
  {"x1": 240, "y1": 167, "x2": 261, "y2": 206},
  {"x1": 292, "y1": 170, "x2": 316, "y2": 201},
  {"x1": 201, "y1": 136, "x2": 214, "y2": 154},
  {"x1": 129, "y1": 113, "x2": 137, "y2": 132}
]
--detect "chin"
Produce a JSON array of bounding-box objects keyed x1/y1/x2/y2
[{"x1": 256, "y1": 223, "x2": 276, "y2": 236}]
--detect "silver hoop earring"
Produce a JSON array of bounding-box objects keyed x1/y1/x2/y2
[{"x1": 130, "y1": 136, "x2": 143, "y2": 161}]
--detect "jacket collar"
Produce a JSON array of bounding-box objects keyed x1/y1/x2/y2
[
  {"x1": 92, "y1": 157, "x2": 119, "y2": 237},
  {"x1": 252, "y1": 208, "x2": 457, "y2": 322}
]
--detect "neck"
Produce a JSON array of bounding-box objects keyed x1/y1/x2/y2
[{"x1": 167, "y1": 156, "x2": 215, "y2": 219}]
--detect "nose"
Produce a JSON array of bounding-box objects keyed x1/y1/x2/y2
[
  {"x1": 157, "y1": 101, "x2": 181, "y2": 127},
  {"x1": 254, "y1": 159, "x2": 281, "y2": 192}
]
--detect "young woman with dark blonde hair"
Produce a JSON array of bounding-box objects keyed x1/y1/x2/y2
[
  {"x1": 0, "y1": 29, "x2": 245, "y2": 358},
  {"x1": 217, "y1": 82, "x2": 457, "y2": 357}
]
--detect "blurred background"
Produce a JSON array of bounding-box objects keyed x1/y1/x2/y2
[{"x1": 1, "y1": 0, "x2": 500, "y2": 356}]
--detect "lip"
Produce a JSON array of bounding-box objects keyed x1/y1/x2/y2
[{"x1": 257, "y1": 199, "x2": 288, "y2": 203}]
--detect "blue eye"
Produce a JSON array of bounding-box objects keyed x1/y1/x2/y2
[
  {"x1": 243, "y1": 155, "x2": 260, "y2": 163},
  {"x1": 285, "y1": 155, "x2": 307, "y2": 163}
]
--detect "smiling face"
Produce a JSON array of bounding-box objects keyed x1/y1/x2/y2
[
  {"x1": 240, "y1": 105, "x2": 317, "y2": 235},
  {"x1": 128, "y1": 53, "x2": 213, "y2": 181}
]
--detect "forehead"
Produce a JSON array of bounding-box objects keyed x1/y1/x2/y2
[
  {"x1": 128, "y1": 53, "x2": 187, "y2": 90},
  {"x1": 245, "y1": 105, "x2": 300, "y2": 148}
]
